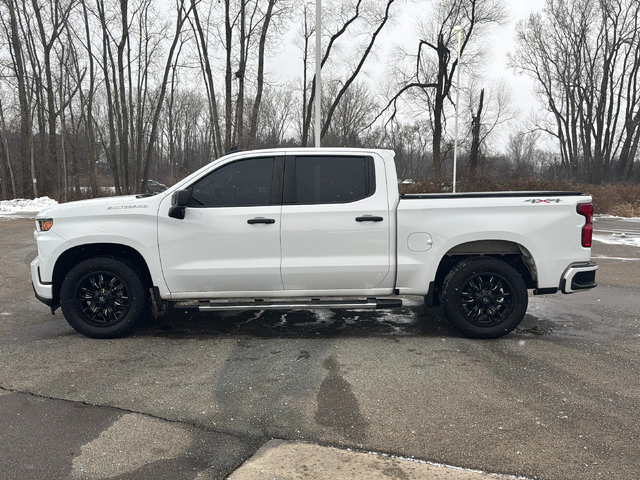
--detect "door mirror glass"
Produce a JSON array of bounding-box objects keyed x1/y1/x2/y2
[{"x1": 169, "y1": 189, "x2": 191, "y2": 219}]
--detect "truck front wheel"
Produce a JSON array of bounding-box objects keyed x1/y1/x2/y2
[
  {"x1": 60, "y1": 257, "x2": 147, "y2": 338},
  {"x1": 441, "y1": 257, "x2": 528, "y2": 339}
]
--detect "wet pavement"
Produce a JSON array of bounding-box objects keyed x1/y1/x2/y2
[{"x1": 0, "y1": 217, "x2": 639, "y2": 479}]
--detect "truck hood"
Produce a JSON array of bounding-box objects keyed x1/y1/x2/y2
[{"x1": 35, "y1": 194, "x2": 163, "y2": 219}]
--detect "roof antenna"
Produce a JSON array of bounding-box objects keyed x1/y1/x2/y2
[{"x1": 226, "y1": 145, "x2": 240, "y2": 154}]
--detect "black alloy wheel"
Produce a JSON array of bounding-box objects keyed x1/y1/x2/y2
[
  {"x1": 75, "y1": 272, "x2": 130, "y2": 327},
  {"x1": 440, "y1": 257, "x2": 528, "y2": 339},
  {"x1": 458, "y1": 273, "x2": 514, "y2": 327},
  {"x1": 60, "y1": 256, "x2": 148, "y2": 338}
]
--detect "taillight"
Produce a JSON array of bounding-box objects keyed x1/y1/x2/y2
[{"x1": 577, "y1": 203, "x2": 593, "y2": 247}]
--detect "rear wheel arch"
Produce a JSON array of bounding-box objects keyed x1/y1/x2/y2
[{"x1": 427, "y1": 240, "x2": 537, "y2": 306}]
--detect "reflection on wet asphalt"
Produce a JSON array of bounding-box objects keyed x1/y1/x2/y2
[
  {"x1": 138, "y1": 296, "x2": 623, "y2": 342},
  {"x1": 140, "y1": 298, "x2": 443, "y2": 339}
]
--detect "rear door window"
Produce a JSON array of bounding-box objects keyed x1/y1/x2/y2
[{"x1": 289, "y1": 156, "x2": 375, "y2": 204}]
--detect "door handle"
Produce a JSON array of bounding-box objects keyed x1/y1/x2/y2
[
  {"x1": 247, "y1": 217, "x2": 276, "y2": 224},
  {"x1": 355, "y1": 215, "x2": 384, "y2": 222}
]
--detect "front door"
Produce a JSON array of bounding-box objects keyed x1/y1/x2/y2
[
  {"x1": 158, "y1": 156, "x2": 284, "y2": 294},
  {"x1": 280, "y1": 154, "x2": 391, "y2": 291}
]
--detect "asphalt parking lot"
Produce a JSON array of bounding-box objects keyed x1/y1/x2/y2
[{"x1": 0, "y1": 216, "x2": 638, "y2": 479}]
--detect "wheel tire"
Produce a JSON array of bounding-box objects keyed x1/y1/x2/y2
[
  {"x1": 60, "y1": 256, "x2": 148, "y2": 338},
  {"x1": 441, "y1": 257, "x2": 528, "y2": 339}
]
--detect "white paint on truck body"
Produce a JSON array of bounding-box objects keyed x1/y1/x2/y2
[{"x1": 32, "y1": 147, "x2": 593, "y2": 303}]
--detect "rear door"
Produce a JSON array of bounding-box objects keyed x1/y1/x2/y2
[{"x1": 280, "y1": 154, "x2": 390, "y2": 291}]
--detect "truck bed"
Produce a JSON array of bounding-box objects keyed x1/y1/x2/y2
[{"x1": 401, "y1": 191, "x2": 586, "y2": 199}]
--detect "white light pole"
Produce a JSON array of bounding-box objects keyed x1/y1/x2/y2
[
  {"x1": 452, "y1": 25, "x2": 463, "y2": 193},
  {"x1": 315, "y1": 0, "x2": 322, "y2": 148}
]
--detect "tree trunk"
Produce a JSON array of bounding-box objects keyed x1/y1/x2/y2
[
  {"x1": 0, "y1": 97, "x2": 17, "y2": 198},
  {"x1": 248, "y1": 0, "x2": 277, "y2": 147},
  {"x1": 6, "y1": 0, "x2": 32, "y2": 197},
  {"x1": 141, "y1": 1, "x2": 191, "y2": 191},
  {"x1": 224, "y1": 0, "x2": 233, "y2": 151},
  {"x1": 469, "y1": 88, "x2": 484, "y2": 172},
  {"x1": 234, "y1": 0, "x2": 246, "y2": 148},
  {"x1": 191, "y1": 0, "x2": 223, "y2": 157},
  {"x1": 97, "y1": 0, "x2": 122, "y2": 195},
  {"x1": 81, "y1": 0, "x2": 100, "y2": 197},
  {"x1": 118, "y1": 0, "x2": 131, "y2": 193}
]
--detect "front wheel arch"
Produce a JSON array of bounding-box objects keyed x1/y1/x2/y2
[{"x1": 52, "y1": 243, "x2": 153, "y2": 311}]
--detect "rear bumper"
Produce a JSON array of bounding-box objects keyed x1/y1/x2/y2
[{"x1": 561, "y1": 262, "x2": 598, "y2": 294}]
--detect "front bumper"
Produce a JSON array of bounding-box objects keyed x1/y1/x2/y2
[
  {"x1": 31, "y1": 256, "x2": 56, "y2": 313},
  {"x1": 561, "y1": 262, "x2": 598, "y2": 294}
]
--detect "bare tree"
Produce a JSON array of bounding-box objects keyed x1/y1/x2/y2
[
  {"x1": 300, "y1": 0, "x2": 396, "y2": 146},
  {"x1": 3, "y1": 0, "x2": 35, "y2": 196},
  {"x1": 32, "y1": 0, "x2": 74, "y2": 194},
  {"x1": 512, "y1": 0, "x2": 640, "y2": 182},
  {"x1": 140, "y1": 0, "x2": 193, "y2": 191},
  {"x1": 467, "y1": 79, "x2": 514, "y2": 172},
  {"x1": 323, "y1": 80, "x2": 378, "y2": 146},
  {"x1": 254, "y1": 85, "x2": 295, "y2": 147},
  {"x1": 371, "y1": 0, "x2": 507, "y2": 178},
  {"x1": 0, "y1": 94, "x2": 17, "y2": 198}
]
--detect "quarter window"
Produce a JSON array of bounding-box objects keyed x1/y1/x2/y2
[
  {"x1": 190, "y1": 157, "x2": 275, "y2": 207},
  {"x1": 293, "y1": 156, "x2": 374, "y2": 204}
]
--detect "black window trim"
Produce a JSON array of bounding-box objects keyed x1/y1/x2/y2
[
  {"x1": 186, "y1": 155, "x2": 285, "y2": 208},
  {"x1": 283, "y1": 155, "x2": 376, "y2": 205}
]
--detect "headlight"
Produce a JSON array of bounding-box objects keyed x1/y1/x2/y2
[{"x1": 37, "y1": 218, "x2": 54, "y2": 232}]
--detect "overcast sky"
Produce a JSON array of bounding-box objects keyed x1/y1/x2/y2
[{"x1": 267, "y1": 0, "x2": 548, "y2": 144}]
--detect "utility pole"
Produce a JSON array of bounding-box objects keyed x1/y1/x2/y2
[{"x1": 315, "y1": 0, "x2": 322, "y2": 148}]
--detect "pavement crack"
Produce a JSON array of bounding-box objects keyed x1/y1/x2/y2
[{"x1": 0, "y1": 384, "x2": 263, "y2": 444}]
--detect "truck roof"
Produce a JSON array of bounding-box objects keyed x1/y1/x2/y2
[{"x1": 221, "y1": 147, "x2": 395, "y2": 158}]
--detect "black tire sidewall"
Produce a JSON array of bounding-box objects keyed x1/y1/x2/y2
[
  {"x1": 60, "y1": 257, "x2": 147, "y2": 338},
  {"x1": 441, "y1": 257, "x2": 528, "y2": 339}
]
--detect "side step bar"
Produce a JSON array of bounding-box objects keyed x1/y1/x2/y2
[{"x1": 183, "y1": 298, "x2": 403, "y2": 312}]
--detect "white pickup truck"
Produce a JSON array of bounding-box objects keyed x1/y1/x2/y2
[{"x1": 31, "y1": 148, "x2": 597, "y2": 339}]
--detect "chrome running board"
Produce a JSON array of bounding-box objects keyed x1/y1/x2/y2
[{"x1": 182, "y1": 298, "x2": 403, "y2": 312}]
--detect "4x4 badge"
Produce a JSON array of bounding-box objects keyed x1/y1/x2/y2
[{"x1": 524, "y1": 199, "x2": 562, "y2": 204}]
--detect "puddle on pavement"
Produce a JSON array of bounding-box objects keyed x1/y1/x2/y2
[
  {"x1": 137, "y1": 303, "x2": 454, "y2": 339},
  {"x1": 134, "y1": 295, "x2": 626, "y2": 341}
]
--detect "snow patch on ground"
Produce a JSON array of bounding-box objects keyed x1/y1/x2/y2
[
  {"x1": 593, "y1": 255, "x2": 640, "y2": 261},
  {"x1": 290, "y1": 309, "x2": 334, "y2": 327},
  {"x1": 596, "y1": 214, "x2": 640, "y2": 221},
  {"x1": 0, "y1": 197, "x2": 58, "y2": 218},
  {"x1": 400, "y1": 297, "x2": 422, "y2": 307},
  {"x1": 363, "y1": 449, "x2": 531, "y2": 479},
  {"x1": 593, "y1": 234, "x2": 640, "y2": 247},
  {"x1": 79, "y1": 186, "x2": 116, "y2": 194}
]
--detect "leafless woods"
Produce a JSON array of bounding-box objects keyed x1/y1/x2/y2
[{"x1": 0, "y1": 0, "x2": 638, "y2": 201}]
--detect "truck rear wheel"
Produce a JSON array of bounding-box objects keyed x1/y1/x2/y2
[
  {"x1": 60, "y1": 257, "x2": 147, "y2": 338},
  {"x1": 441, "y1": 257, "x2": 528, "y2": 339}
]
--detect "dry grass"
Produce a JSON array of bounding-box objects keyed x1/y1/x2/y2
[{"x1": 400, "y1": 177, "x2": 640, "y2": 217}]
